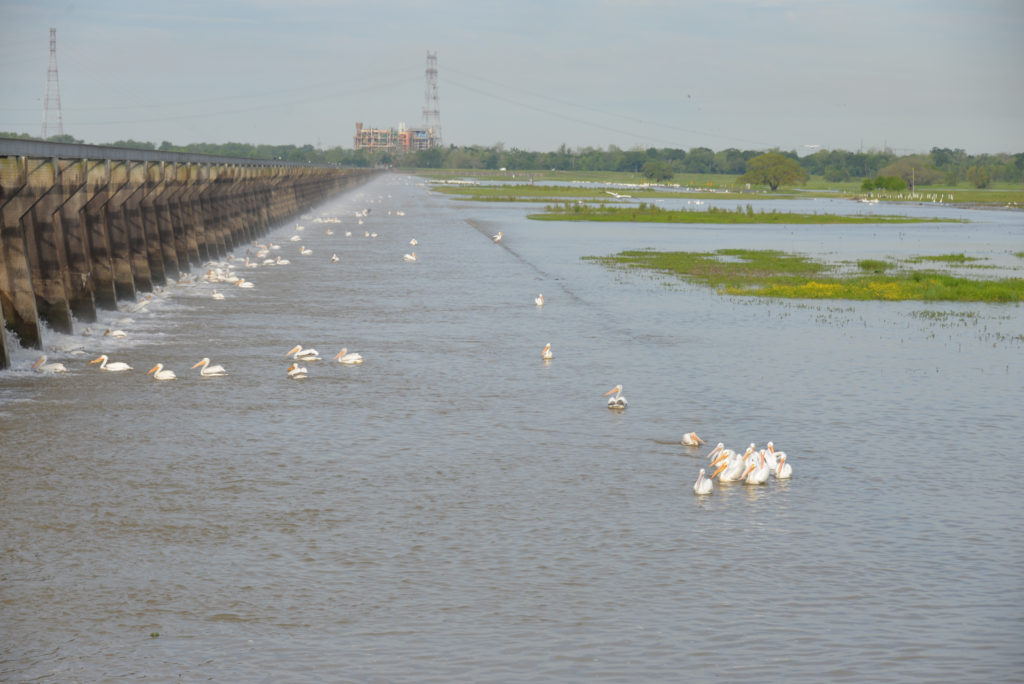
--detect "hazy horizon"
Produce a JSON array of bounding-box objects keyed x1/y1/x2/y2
[{"x1": 2, "y1": 0, "x2": 1022, "y2": 156}]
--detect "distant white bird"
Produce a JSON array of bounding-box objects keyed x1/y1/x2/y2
[
  {"x1": 693, "y1": 468, "x2": 713, "y2": 495},
  {"x1": 345, "y1": 231, "x2": 352, "y2": 237},
  {"x1": 289, "y1": 235, "x2": 301, "y2": 242},
  {"x1": 403, "y1": 252, "x2": 418, "y2": 262},
  {"x1": 287, "y1": 345, "x2": 321, "y2": 361},
  {"x1": 604, "y1": 384, "x2": 628, "y2": 409},
  {"x1": 409, "y1": 238, "x2": 418, "y2": 246},
  {"x1": 299, "y1": 246, "x2": 313, "y2": 256},
  {"x1": 681, "y1": 432, "x2": 705, "y2": 447},
  {"x1": 330, "y1": 253, "x2": 339, "y2": 263},
  {"x1": 333, "y1": 348, "x2": 364, "y2": 365},
  {"x1": 191, "y1": 357, "x2": 227, "y2": 377},
  {"x1": 104, "y1": 328, "x2": 127, "y2": 338},
  {"x1": 535, "y1": 293, "x2": 544, "y2": 306},
  {"x1": 32, "y1": 355, "x2": 68, "y2": 373},
  {"x1": 235, "y1": 279, "x2": 255, "y2": 289},
  {"x1": 325, "y1": 229, "x2": 334, "y2": 235},
  {"x1": 89, "y1": 354, "x2": 132, "y2": 372},
  {"x1": 541, "y1": 343, "x2": 553, "y2": 360},
  {"x1": 492, "y1": 231, "x2": 503, "y2": 243},
  {"x1": 776, "y1": 453, "x2": 792, "y2": 479},
  {"x1": 286, "y1": 362, "x2": 308, "y2": 379},
  {"x1": 211, "y1": 290, "x2": 225, "y2": 300},
  {"x1": 146, "y1": 363, "x2": 177, "y2": 381}
]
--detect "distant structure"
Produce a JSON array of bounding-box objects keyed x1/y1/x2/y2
[
  {"x1": 352, "y1": 51, "x2": 441, "y2": 152},
  {"x1": 41, "y1": 27, "x2": 64, "y2": 139},
  {"x1": 422, "y1": 51, "x2": 442, "y2": 147}
]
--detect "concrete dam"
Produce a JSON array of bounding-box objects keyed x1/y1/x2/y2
[{"x1": 0, "y1": 138, "x2": 380, "y2": 369}]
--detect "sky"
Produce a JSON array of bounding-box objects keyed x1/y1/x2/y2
[{"x1": 1, "y1": 0, "x2": 1022, "y2": 155}]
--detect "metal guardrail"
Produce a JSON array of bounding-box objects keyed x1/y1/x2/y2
[{"x1": 0, "y1": 137, "x2": 341, "y2": 168}]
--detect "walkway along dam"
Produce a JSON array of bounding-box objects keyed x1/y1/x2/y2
[{"x1": 0, "y1": 138, "x2": 381, "y2": 368}]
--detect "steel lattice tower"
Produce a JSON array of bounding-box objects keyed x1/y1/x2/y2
[
  {"x1": 41, "y1": 27, "x2": 64, "y2": 139},
  {"x1": 422, "y1": 51, "x2": 441, "y2": 148}
]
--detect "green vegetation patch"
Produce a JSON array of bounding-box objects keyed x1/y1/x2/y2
[
  {"x1": 531, "y1": 202, "x2": 960, "y2": 224},
  {"x1": 905, "y1": 253, "x2": 981, "y2": 264},
  {"x1": 583, "y1": 249, "x2": 1024, "y2": 303}
]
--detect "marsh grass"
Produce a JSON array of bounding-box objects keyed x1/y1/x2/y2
[
  {"x1": 584, "y1": 249, "x2": 1024, "y2": 302},
  {"x1": 532, "y1": 202, "x2": 959, "y2": 224},
  {"x1": 857, "y1": 259, "x2": 893, "y2": 273}
]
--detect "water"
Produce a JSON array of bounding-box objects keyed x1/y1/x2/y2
[{"x1": 2, "y1": 174, "x2": 1022, "y2": 682}]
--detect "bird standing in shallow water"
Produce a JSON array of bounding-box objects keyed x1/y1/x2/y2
[{"x1": 541, "y1": 343, "x2": 553, "y2": 360}]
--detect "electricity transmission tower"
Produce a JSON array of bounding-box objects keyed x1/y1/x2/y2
[
  {"x1": 41, "y1": 27, "x2": 64, "y2": 139},
  {"x1": 422, "y1": 51, "x2": 442, "y2": 148}
]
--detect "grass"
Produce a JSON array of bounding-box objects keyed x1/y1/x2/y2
[
  {"x1": 530, "y1": 202, "x2": 961, "y2": 224},
  {"x1": 419, "y1": 169, "x2": 1024, "y2": 205},
  {"x1": 583, "y1": 248, "x2": 1024, "y2": 302}
]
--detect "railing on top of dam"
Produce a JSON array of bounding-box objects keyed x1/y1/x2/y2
[
  {"x1": 0, "y1": 137, "x2": 343, "y2": 168},
  {"x1": 0, "y1": 138, "x2": 381, "y2": 369}
]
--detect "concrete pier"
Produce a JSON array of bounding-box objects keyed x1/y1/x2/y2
[{"x1": 0, "y1": 138, "x2": 380, "y2": 368}]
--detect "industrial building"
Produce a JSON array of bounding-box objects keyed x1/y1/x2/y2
[{"x1": 354, "y1": 122, "x2": 437, "y2": 151}]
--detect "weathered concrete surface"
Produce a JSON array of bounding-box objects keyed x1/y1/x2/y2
[{"x1": 0, "y1": 138, "x2": 380, "y2": 368}]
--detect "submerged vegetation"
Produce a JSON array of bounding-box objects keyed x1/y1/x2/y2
[
  {"x1": 583, "y1": 249, "x2": 1024, "y2": 303},
  {"x1": 531, "y1": 202, "x2": 960, "y2": 224}
]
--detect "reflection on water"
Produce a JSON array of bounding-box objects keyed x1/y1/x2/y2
[{"x1": 2, "y1": 174, "x2": 1022, "y2": 682}]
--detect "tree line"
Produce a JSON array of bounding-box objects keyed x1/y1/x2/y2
[{"x1": 4, "y1": 131, "x2": 1022, "y2": 188}]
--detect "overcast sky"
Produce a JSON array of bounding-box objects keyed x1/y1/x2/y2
[{"x1": 1, "y1": 0, "x2": 1021, "y2": 155}]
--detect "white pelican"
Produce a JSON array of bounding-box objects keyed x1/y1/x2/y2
[
  {"x1": 492, "y1": 231, "x2": 503, "y2": 243},
  {"x1": 299, "y1": 246, "x2": 313, "y2": 256},
  {"x1": 325, "y1": 229, "x2": 334, "y2": 236},
  {"x1": 403, "y1": 252, "x2": 417, "y2": 262},
  {"x1": 32, "y1": 355, "x2": 68, "y2": 373},
  {"x1": 776, "y1": 453, "x2": 792, "y2": 479},
  {"x1": 104, "y1": 328, "x2": 127, "y2": 338},
  {"x1": 541, "y1": 343, "x2": 553, "y2": 360},
  {"x1": 535, "y1": 293, "x2": 544, "y2": 306},
  {"x1": 604, "y1": 384, "x2": 628, "y2": 409},
  {"x1": 693, "y1": 468, "x2": 713, "y2": 495},
  {"x1": 211, "y1": 290, "x2": 225, "y2": 300},
  {"x1": 286, "y1": 362, "x2": 308, "y2": 379},
  {"x1": 409, "y1": 238, "x2": 418, "y2": 246},
  {"x1": 681, "y1": 432, "x2": 705, "y2": 447},
  {"x1": 333, "y1": 347, "x2": 364, "y2": 365},
  {"x1": 289, "y1": 235, "x2": 301, "y2": 242},
  {"x1": 275, "y1": 256, "x2": 290, "y2": 265},
  {"x1": 295, "y1": 224, "x2": 305, "y2": 231},
  {"x1": 333, "y1": 348, "x2": 364, "y2": 364},
  {"x1": 287, "y1": 345, "x2": 321, "y2": 361},
  {"x1": 191, "y1": 357, "x2": 227, "y2": 377},
  {"x1": 740, "y1": 451, "x2": 771, "y2": 485},
  {"x1": 146, "y1": 363, "x2": 177, "y2": 381},
  {"x1": 236, "y1": 279, "x2": 255, "y2": 289},
  {"x1": 330, "y1": 253, "x2": 339, "y2": 263},
  {"x1": 89, "y1": 354, "x2": 132, "y2": 372},
  {"x1": 711, "y1": 449, "x2": 746, "y2": 482}
]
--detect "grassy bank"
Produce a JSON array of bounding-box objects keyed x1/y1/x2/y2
[
  {"x1": 531, "y1": 202, "x2": 960, "y2": 224},
  {"x1": 583, "y1": 249, "x2": 1024, "y2": 302}
]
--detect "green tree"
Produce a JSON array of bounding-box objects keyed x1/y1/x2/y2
[
  {"x1": 738, "y1": 152, "x2": 807, "y2": 191},
  {"x1": 878, "y1": 155, "x2": 943, "y2": 188},
  {"x1": 641, "y1": 160, "x2": 673, "y2": 182},
  {"x1": 965, "y1": 165, "x2": 991, "y2": 188}
]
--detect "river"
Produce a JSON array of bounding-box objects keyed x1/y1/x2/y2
[{"x1": 2, "y1": 173, "x2": 1022, "y2": 682}]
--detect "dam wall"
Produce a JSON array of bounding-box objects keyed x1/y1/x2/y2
[{"x1": 0, "y1": 138, "x2": 381, "y2": 368}]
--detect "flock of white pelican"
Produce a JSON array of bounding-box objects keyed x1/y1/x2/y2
[
  {"x1": 594, "y1": 381, "x2": 796, "y2": 495},
  {"x1": 691, "y1": 441, "x2": 794, "y2": 495},
  {"x1": 281, "y1": 344, "x2": 365, "y2": 380}
]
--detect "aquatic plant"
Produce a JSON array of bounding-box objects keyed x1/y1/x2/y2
[{"x1": 584, "y1": 249, "x2": 1024, "y2": 303}]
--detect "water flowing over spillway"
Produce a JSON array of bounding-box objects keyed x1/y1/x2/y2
[{"x1": 2, "y1": 174, "x2": 1022, "y2": 682}]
